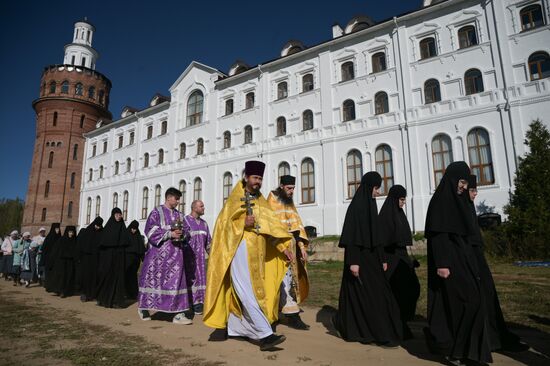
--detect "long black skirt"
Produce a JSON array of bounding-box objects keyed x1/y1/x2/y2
[
  {"x1": 59, "y1": 258, "x2": 76, "y2": 296},
  {"x1": 95, "y1": 247, "x2": 126, "y2": 308},
  {"x1": 80, "y1": 253, "x2": 99, "y2": 301},
  {"x1": 386, "y1": 248, "x2": 420, "y2": 323},
  {"x1": 334, "y1": 247, "x2": 402, "y2": 344},
  {"x1": 124, "y1": 254, "x2": 141, "y2": 300}
]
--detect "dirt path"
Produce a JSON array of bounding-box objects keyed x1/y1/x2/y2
[{"x1": 1, "y1": 280, "x2": 548, "y2": 366}]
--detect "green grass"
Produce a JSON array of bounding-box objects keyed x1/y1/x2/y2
[
  {"x1": 307, "y1": 256, "x2": 550, "y2": 333},
  {"x1": 0, "y1": 290, "x2": 223, "y2": 366}
]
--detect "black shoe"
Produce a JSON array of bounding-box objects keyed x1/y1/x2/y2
[
  {"x1": 285, "y1": 314, "x2": 310, "y2": 330},
  {"x1": 378, "y1": 340, "x2": 400, "y2": 349},
  {"x1": 444, "y1": 356, "x2": 465, "y2": 366},
  {"x1": 60, "y1": 294, "x2": 67, "y2": 298},
  {"x1": 403, "y1": 324, "x2": 414, "y2": 340},
  {"x1": 208, "y1": 328, "x2": 228, "y2": 342},
  {"x1": 259, "y1": 334, "x2": 286, "y2": 351}
]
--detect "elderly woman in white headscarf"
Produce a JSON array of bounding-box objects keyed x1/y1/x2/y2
[
  {"x1": 1, "y1": 230, "x2": 19, "y2": 281},
  {"x1": 12, "y1": 232, "x2": 31, "y2": 286}
]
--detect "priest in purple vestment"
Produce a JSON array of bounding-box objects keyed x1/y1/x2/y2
[
  {"x1": 182, "y1": 199, "x2": 211, "y2": 315},
  {"x1": 137, "y1": 187, "x2": 192, "y2": 325}
]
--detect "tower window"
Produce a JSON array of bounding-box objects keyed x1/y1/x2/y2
[
  {"x1": 41, "y1": 208, "x2": 47, "y2": 222},
  {"x1": 71, "y1": 55, "x2": 76, "y2": 65},
  {"x1": 49, "y1": 81, "x2": 56, "y2": 94},
  {"x1": 53, "y1": 112, "x2": 58, "y2": 126},
  {"x1": 44, "y1": 180, "x2": 50, "y2": 198},
  {"x1": 73, "y1": 144, "x2": 78, "y2": 160},
  {"x1": 61, "y1": 81, "x2": 69, "y2": 94},
  {"x1": 88, "y1": 86, "x2": 95, "y2": 99},
  {"x1": 80, "y1": 114, "x2": 85, "y2": 128},
  {"x1": 75, "y1": 83, "x2": 83, "y2": 96},
  {"x1": 48, "y1": 151, "x2": 54, "y2": 168},
  {"x1": 70, "y1": 172, "x2": 76, "y2": 188},
  {"x1": 81, "y1": 57, "x2": 86, "y2": 67}
]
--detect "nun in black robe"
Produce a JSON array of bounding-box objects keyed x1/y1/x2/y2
[
  {"x1": 333, "y1": 171, "x2": 402, "y2": 347},
  {"x1": 77, "y1": 217, "x2": 104, "y2": 302},
  {"x1": 124, "y1": 220, "x2": 145, "y2": 300},
  {"x1": 467, "y1": 175, "x2": 525, "y2": 352},
  {"x1": 39, "y1": 223, "x2": 61, "y2": 287},
  {"x1": 58, "y1": 226, "x2": 78, "y2": 297},
  {"x1": 424, "y1": 162, "x2": 492, "y2": 364},
  {"x1": 95, "y1": 208, "x2": 129, "y2": 308},
  {"x1": 379, "y1": 185, "x2": 420, "y2": 339},
  {"x1": 44, "y1": 223, "x2": 64, "y2": 294}
]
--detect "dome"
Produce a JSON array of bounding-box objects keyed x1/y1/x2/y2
[
  {"x1": 228, "y1": 60, "x2": 250, "y2": 76},
  {"x1": 344, "y1": 15, "x2": 375, "y2": 34},
  {"x1": 281, "y1": 40, "x2": 306, "y2": 57}
]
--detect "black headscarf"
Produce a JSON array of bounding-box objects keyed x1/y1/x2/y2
[
  {"x1": 339, "y1": 171, "x2": 382, "y2": 249},
  {"x1": 100, "y1": 208, "x2": 128, "y2": 248},
  {"x1": 467, "y1": 174, "x2": 484, "y2": 247},
  {"x1": 425, "y1": 161, "x2": 475, "y2": 237},
  {"x1": 379, "y1": 185, "x2": 412, "y2": 247},
  {"x1": 40, "y1": 223, "x2": 62, "y2": 266},
  {"x1": 77, "y1": 216, "x2": 104, "y2": 254},
  {"x1": 59, "y1": 226, "x2": 78, "y2": 259},
  {"x1": 126, "y1": 220, "x2": 146, "y2": 256}
]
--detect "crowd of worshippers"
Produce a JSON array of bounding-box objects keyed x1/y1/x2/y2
[{"x1": 0, "y1": 159, "x2": 530, "y2": 363}]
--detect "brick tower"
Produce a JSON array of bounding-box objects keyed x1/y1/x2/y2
[{"x1": 22, "y1": 19, "x2": 112, "y2": 234}]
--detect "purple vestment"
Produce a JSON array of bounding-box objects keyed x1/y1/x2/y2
[
  {"x1": 138, "y1": 205, "x2": 189, "y2": 313},
  {"x1": 182, "y1": 215, "x2": 211, "y2": 305}
]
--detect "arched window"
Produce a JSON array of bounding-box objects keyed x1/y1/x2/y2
[
  {"x1": 528, "y1": 52, "x2": 550, "y2": 80},
  {"x1": 67, "y1": 201, "x2": 73, "y2": 218},
  {"x1": 187, "y1": 90, "x2": 204, "y2": 126},
  {"x1": 245, "y1": 92, "x2": 255, "y2": 109},
  {"x1": 277, "y1": 81, "x2": 288, "y2": 100},
  {"x1": 154, "y1": 185, "x2": 162, "y2": 207},
  {"x1": 465, "y1": 69, "x2": 484, "y2": 95},
  {"x1": 178, "y1": 180, "x2": 187, "y2": 213},
  {"x1": 141, "y1": 187, "x2": 149, "y2": 219},
  {"x1": 301, "y1": 158, "x2": 315, "y2": 204},
  {"x1": 276, "y1": 117, "x2": 286, "y2": 136},
  {"x1": 372, "y1": 52, "x2": 387, "y2": 73},
  {"x1": 458, "y1": 25, "x2": 478, "y2": 49},
  {"x1": 179, "y1": 143, "x2": 186, "y2": 159},
  {"x1": 161, "y1": 120, "x2": 167, "y2": 135},
  {"x1": 44, "y1": 180, "x2": 50, "y2": 198},
  {"x1": 70, "y1": 172, "x2": 76, "y2": 189},
  {"x1": 53, "y1": 112, "x2": 58, "y2": 126},
  {"x1": 158, "y1": 149, "x2": 164, "y2": 165},
  {"x1": 80, "y1": 115, "x2": 85, "y2": 129},
  {"x1": 375, "y1": 144, "x2": 394, "y2": 195},
  {"x1": 346, "y1": 150, "x2": 363, "y2": 198},
  {"x1": 41, "y1": 208, "x2": 47, "y2": 222},
  {"x1": 244, "y1": 125, "x2": 253, "y2": 144},
  {"x1": 129, "y1": 131, "x2": 135, "y2": 145},
  {"x1": 197, "y1": 138, "x2": 204, "y2": 155},
  {"x1": 432, "y1": 134, "x2": 453, "y2": 186},
  {"x1": 278, "y1": 162, "x2": 291, "y2": 182},
  {"x1": 342, "y1": 99, "x2": 355, "y2": 122},
  {"x1": 126, "y1": 158, "x2": 131, "y2": 172},
  {"x1": 424, "y1": 79, "x2": 442, "y2": 104},
  {"x1": 374, "y1": 92, "x2": 389, "y2": 115},
  {"x1": 118, "y1": 135, "x2": 123, "y2": 149},
  {"x1": 194, "y1": 178, "x2": 202, "y2": 200},
  {"x1": 520, "y1": 4, "x2": 545, "y2": 31},
  {"x1": 225, "y1": 99, "x2": 234, "y2": 115},
  {"x1": 98, "y1": 90, "x2": 105, "y2": 105},
  {"x1": 99, "y1": 165, "x2": 104, "y2": 179},
  {"x1": 95, "y1": 196, "x2": 101, "y2": 217},
  {"x1": 223, "y1": 131, "x2": 231, "y2": 149},
  {"x1": 88, "y1": 168, "x2": 93, "y2": 181},
  {"x1": 302, "y1": 74, "x2": 314, "y2": 92},
  {"x1": 143, "y1": 153, "x2": 149, "y2": 168},
  {"x1": 467, "y1": 128, "x2": 495, "y2": 185},
  {"x1": 49, "y1": 81, "x2": 56, "y2": 94},
  {"x1": 303, "y1": 110, "x2": 314, "y2": 131},
  {"x1": 122, "y1": 191, "x2": 129, "y2": 220},
  {"x1": 88, "y1": 86, "x2": 95, "y2": 99},
  {"x1": 113, "y1": 192, "x2": 119, "y2": 209},
  {"x1": 102, "y1": 141, "x2": 108, "y2": 154},
  {"x1": 146, "y1": 125, "x2": 153, "y2": 139},
  {"x1": 48, "y1": 151, "x2": 54, "y2": 168},
  {"x1": 420, "y1": 37, "x2": 437, "y2": 59},
  {"x1": 223, "y1": 172, "x2": 233, "y2": 203},
  {"x1": 75, "y1": 83, "x2": 83, "y2": 96},
  {"x1": 61, "y1": 80, "x2": 69, "y2": 94},
  {"x1": 86, "y1": 197, "x2": 92, "y2": 224},
  {"x1": 341, "y1": 61, "x2": 354, "y2": 81},
  {"x1": 92, "y1": 144, "x2": 96, "y2": 157},
  {"x1": 114, "y1": 161, "x2": 119, "y2": 175}
]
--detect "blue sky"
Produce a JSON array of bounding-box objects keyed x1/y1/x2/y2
[{"x1": 0, "y1": 0, "x2": 420, "y2": 200}]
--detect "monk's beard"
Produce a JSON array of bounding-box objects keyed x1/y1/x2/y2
[{"x1": 275, "y1": 187, "x2": 293, "y2": 205}]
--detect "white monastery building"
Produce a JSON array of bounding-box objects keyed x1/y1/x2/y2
[{"x1": 79, "y1": 0, "x2": 550, "y2": 236}]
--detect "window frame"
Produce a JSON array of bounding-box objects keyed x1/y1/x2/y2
[
  {"x1": 458, "y1": 25, "x2": 478, "y2": 49},
  {"x1": 341, "y1": 61, "x2": 355, "y2": 82},
  {"x1": 374, "y1": 92, "x2": 389, "y2": 115},
  {"x1": 301, "y1": 158, "x2": 315, "y2": 204},
  {"x1": 277, "y1": 81, "x2": 288, "y2": 100},
  {"x1": 375, "y1": 144, "x2": 394, "y2": 196},
  {"x1": 346, "y1": 150, "x2": 363, "y2": 199},
  {"x1": 424, "y1": 79, "x2": 442, "y2": 104},
  {"x1": 342, "y1": 99, "x2": 356, "y2": 122},
  {"x1": 464, "y1": 68, "x2": 484, "y2": 95},
  {"x1": 467, "y1": 128, "x2": 495, "y2": 186},
  {"x1": 520, "y1": 4, "x2": 545, "y2": 31},
  {"x1": 431, "y1": 134, "x2": 453, "y2": 187},
  {"x1": 372, "y1": 52, "x2": 387, "y2": 73},
  {"x1": 419, "y1": 37, "x2": 437, "y2": 59},
  {"x1": 276, "y1": 117, "x2": 286, "y2": 137}
]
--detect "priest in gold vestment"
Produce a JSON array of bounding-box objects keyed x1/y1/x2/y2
[
  {"x1": 267, "y1": 175, "x2": 310, "y2": 330},
  {"x1": 203, "y1": 161, "x2": 293, "y2": 351}
]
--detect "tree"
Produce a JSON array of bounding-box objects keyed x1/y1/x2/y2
[
  {"x1": 0, "y1": 197, "x2": 25, "y2": 238},
  {"x1": 504, "y1": 120, "x2": 550, "y2": 259}
]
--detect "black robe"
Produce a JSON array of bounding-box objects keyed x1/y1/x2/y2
[
  {"x1": 379, "y1": 185, "x2": 420, "y2": 325},
  {"x1": 467, "y1": 198, "x2": 521, "y2": 351},
  {"x1": 124, "y1": 220, "x2": 145, "y2": 300},
  {"x1": 424, "y1": 162, "x2": 492, "y2": 363},
  {"x1": 44, "y1": 224, "x2": 63, "y2": 294},
  {"x1": 58, "y1": 227, "x2": 78, "y2": 297},
  {"x1": 77, "y1": 217, "x2": 103, "y2": 301},
  {"x1": 95, "y1": 209, "x2": 128, "y2": 308},
  {"x1": 334, "y1": 171, "x2": 402, "y2": 344}
]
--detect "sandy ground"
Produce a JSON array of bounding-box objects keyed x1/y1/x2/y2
[{"x1": 1, "y1": 280, "x2": 548, "y2": 366}]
